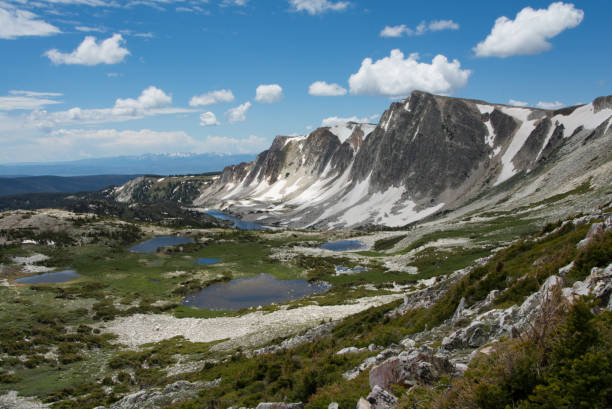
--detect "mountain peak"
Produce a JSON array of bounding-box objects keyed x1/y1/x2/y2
[{"x1": 192, "y1": 92, "x2": 612, "y2": 229}]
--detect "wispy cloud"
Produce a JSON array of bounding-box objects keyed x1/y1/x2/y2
[
  {"x1": 189, "y1": 89, "x2": 235, "y2": 107},
  {"x1": 536, "y1": 101, "x2": 564, "y2": 110},
  {"x1": 289, "y1": 0, "x2": 349, "y2": 15},
  {"x1": 508, "y1": 99, "x2": 528, "y2": 107},
  {"x1": 0, "y1": 6, "x2": 61, "y2": 39},
  {"x1": 321, "y1": 113, "x2": 379, "y2": 127},
  {"x1": 380, "y1": 19, "x2": 459, "y2": 38},
  {"x1": 25, "y1": 86, "x2": 194, "y2": 127},
  {"x1": 0, "y1": 93, "x2": 63, "y2": 111}
]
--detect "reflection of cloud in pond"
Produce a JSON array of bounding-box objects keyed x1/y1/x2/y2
[
  {"x1": 15, "y1": 270, "x2": 80, "y2": 284},
  {"x1": 204, "y1": 210, "x2": 265, "y2": 231},
  {"x1": 335, "y1": 266, "x2": 368, "y2": 275},
  {"x1": 182, "y1": 273, "x2": 330, "y2": 310},
  {"x1": 129, "y1": 236, "x2": 194, "y2": 253}
]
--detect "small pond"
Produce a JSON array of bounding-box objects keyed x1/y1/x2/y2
[
  {"x1": 196, "y1": 258, "x2": 222, "y2": 265},
  {"x1": 182, "y1": 273, "x2": 330, "y2": 310},
  {"x1": 129, "y1": 236, "x2": 194, "y2": 253},
  {"x1": 15, "y1": 270, "x2": 80, "y2": 284},
  {"x1": 335, "y1": 266, "x2": 368, "y2": 275},
  {"x1": 205, "y1": 210, "x2": 266, "y2": 231},
  {"x1": 321, "y1": 240, "x2": 365, "y2": 251}
]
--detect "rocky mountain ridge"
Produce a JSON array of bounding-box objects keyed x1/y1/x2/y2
[{"x1": 108, "y1": 91, "x2": 612, "y2": 230}]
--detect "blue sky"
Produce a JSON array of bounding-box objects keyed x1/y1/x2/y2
[{"x1": 0, "y1": 0, "x2": 610, "y2": 163}]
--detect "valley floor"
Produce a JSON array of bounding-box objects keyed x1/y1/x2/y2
[{"x1": 0, "y1": 196, "x2": 611, "y2": 409}]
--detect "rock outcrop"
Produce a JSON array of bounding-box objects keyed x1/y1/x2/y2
[
  {"x1": 368, "y1": 346, "x2": 456, "y2": 389},
  {"x1": 94, "y1": 380, "x2": 216, "y2": 409}
]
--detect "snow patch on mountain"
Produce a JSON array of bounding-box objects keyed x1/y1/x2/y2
[
  {"x1": 476, "y1": 104, "x2": 494, "y2": 115},
  {"x1": 555, "y1": 103, "x2": 612, "y2": 137},
  {"x1": 495, "y1": 107, "x2": 538, "y2": 185},
  {"x1": 329, "y1": 123, "x2": 376, "y2": 143}
]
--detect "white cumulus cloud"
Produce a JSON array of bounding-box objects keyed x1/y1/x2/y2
[
  {"x1": 380, "y1": 20, "x2": 459, "y2": 38},
  {"x1": 289, "y1": 0, "x2": 349, "y2": 15},
  {"x1": 112, "y1": 86, "x2": 172, "y2": 115},
  {"x1": 45, "y1": 34, "x2": 130, "y2": 65},
  {"x1": 474, "y1": 2, "x2": 583, "y2": 58},
  {"x1": 308, "y1": 81, "x2": 347, "y2": 96},
  {"x1": 348, "y1": 49, "x2": 471, "y2": 98},
  {"x1": 255, "y1": 84, "x2": 283, "y2": 103},
  {"x1": 536, "y1": 101, "x2": 565, "y2": 110},
  {"x1": 227, "y1": 101, "x2": 251, "y2": 123},
  {"x1": 321, "y1": 114, "x2": 379, "y2": 127},
  {"x1": 189, "y1": 89, "x2": 235, "y2": 106},
  {"x1": 509, "y1": 99, "x2": 529, "y2": 107},
  {"x1": 0, "y1": 7, "x2": 61, "y2": 39},
  {"x1": 200, "y1": 111, "x2": 220, "y2": 126}
]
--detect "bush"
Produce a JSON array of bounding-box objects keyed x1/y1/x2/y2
[
  {"x1": 435, "y1": 298, "x2": 612, "y2": 409},
  {"x1": 0, "y1": 372, "x2": 21, "y2": 383},
  {"x1": 569, "y1": 230, "x2": 612, "y2": 282}
]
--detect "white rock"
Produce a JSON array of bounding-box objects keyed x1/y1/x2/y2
[
  {"x1": 356, "y1": 398, "x2": 371, "y2": 409},
  {"x1": 399, "y1": 337, "x2": 415, "y2": 348},
  {"x1": 558, "y1": 262, "x2": 575, "y2": 276},
  {"x1": 337, "y1": 347, "x2": 364, "y2": 355}
]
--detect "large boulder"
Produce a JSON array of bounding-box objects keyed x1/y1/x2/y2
[
  {"x1": 368, "y1": 347, "x2": 455, "y2": 390},
  {"x1": 564, "y1": 264, "x2": 612, "y2": 310},
  {"x1": 365, "y1": 386, "x2": 398, "y2": 409}
]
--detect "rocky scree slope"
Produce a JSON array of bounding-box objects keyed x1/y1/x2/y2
[{"x1": 185, "y1": 91, "x2": 611, "y2": 229}]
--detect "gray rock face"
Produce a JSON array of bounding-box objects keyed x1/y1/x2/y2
[
  {"x1": 187, "y1": 91, "x2": 611, "y2": 229},
  {"x1": 351, "y1": 92, "x2": 487, "y2": 201},
  {"x1": 489, "y1": 108, "x2": 518, "y2": 146}
]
